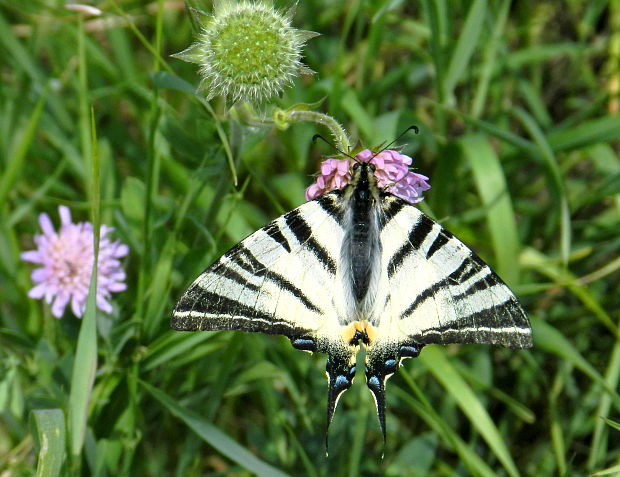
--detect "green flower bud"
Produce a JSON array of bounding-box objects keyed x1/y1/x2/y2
[{"x1": 173, "y1": 1, "x2": 318, "y2": 103}]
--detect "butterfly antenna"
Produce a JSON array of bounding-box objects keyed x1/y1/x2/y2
[
  {"x1": 312, "y1": 134, "x2": 355, "y2": 160},
  {"x1": 372, "y1": 124, "x2": 420, "y2": 159}
]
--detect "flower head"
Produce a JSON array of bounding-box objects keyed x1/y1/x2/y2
[
  {"x1": 305, "y1": 149, "x2": 431, "y2": 204},
  {"x1": 21, "y1": 206, "x2": 128, "y2": 318},
  {"x1": 305, "y1": 158, "x2": 351, "y2": 200},
  {"x1": 173, "y1": 1, "x2": 317, "y2": 103}
]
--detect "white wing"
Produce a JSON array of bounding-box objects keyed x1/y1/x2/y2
[
  {"x1": 172, "y1": 191, "x2": 365, "y2": 430},
  {"x1": 172, "y1": 193, "x2": 346, "y2": 345},
  {"x1": 362, "y1": 194, "x2": 532, "y2": 440},
  {"x1": 376, "y1": 194, "x2": 531, "y2": 350}
]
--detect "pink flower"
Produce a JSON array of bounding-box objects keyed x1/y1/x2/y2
[
  {"x1": 21, "y1": 206, "x2": 129, "y2": 318},
  {"x1": 389, "y1": 170, "x2": 431, "y2": 204},
  {"x1": 305, "y1": 149, "x2": 431, "y2": 204},
  {"x1": 305, "y1": 158, "x2": 351, "y2": 200},
  {"x1": 356, "y1": 149, "x2": 411, "y2": 187}
]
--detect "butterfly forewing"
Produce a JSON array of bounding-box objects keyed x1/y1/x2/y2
[
  {"x1": 377, "y1": 194, "x2": 531, "y2": 349},
  {"x1": 172, "y1": 194, "x2": 353, "y2": 350}
]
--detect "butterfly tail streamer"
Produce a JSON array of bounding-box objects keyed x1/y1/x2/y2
[
  {"x1": 325, "y1": 350, "x2": 356, "y2": 455},
  {"x1": 366, "y1": 371, "x2": 387, "y2": 452}
]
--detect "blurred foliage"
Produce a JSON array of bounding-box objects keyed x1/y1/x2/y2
[{"x1": 1, "y1": 0, "x2": 620, "y2": 475}]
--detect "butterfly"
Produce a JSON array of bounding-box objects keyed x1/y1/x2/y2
[{"x1": 171, "y1": 151, "x2": 532, "y2": 446}]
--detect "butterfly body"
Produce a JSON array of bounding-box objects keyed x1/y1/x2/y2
[{"x1": 172, "y1": 161, "x2": 532, "y2": 442}]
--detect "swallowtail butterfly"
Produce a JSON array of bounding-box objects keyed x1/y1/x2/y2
[{"x1": 172, "y1": 155, "x2": 532, "y2": 444}]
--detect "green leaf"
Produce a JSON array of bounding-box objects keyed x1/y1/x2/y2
[
  {"x1": 602, "y1": 417, "x2": 620, "y2": 432},
  {"x1": 592, "y1": 463, "x2": 620, "y2": 476},
  {"x1": 532, "y1": 318, "x2": 620, "y2": 408},
  {"x1": 419, "y1": 346, "x2": 520, "y2": 477},
  {"x1": 141, "y1": 380, "x2": 292, "y2": 477},
  {"x1": 459, "y1": 135, "x2": 520, "y2": 285},
  {"x1": 142, "y1": 331, "x2": 221, "y2": 372},
  {"x1": 340, "y1": 89, "x2": 375, "y2": 143},
  {"x1": 0, "y1": 88, "x2": 47, "y2": 206},
  {"x1": 68, "y1": 109, "x2": 100, "y2": 458},
  {"x1": 548, "y1": 115, "x2": 620, "y2": 152},
  {"x1": 31, "y1": 409, "x2": 66, "y2": 477},
  {"x1": 444, "y1": 0, "x2": 487, "y2": 98},
  {"x1": 512, "y1": 107, "x2": 571, "y2": 266}
]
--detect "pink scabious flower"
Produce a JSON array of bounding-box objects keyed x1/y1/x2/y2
[
  {"x1": 305, "y1": 149, "x2": 431, "y2": 204},
  {"x1": 21, "y1": 206, "x2": 129, "y2": 318},
  {"x1": 305, "y1": 158, "x2": 352, "y2": 200}
]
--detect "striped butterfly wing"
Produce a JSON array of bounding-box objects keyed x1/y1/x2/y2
[
  {"x1": 172, "y1": 192, "x2": 365, "y2": 433},
  {"x1": 172, "y1": 195, "x2": 344, "y2": 341},
  {"x1": 363, "y1": 194, "x2": 532, "y2": 439},
  {"x1": 378, "y1": 194, "x2": 531, "y2": 349}
]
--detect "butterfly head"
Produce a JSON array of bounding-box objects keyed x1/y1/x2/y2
[{"x1": 349, "y1": 160, "x2": 379, "y2": 195}]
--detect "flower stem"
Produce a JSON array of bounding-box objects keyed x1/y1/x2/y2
[
  {"x1": 231, "y1": 104, "x2": 351, "y2": 154},
  {"x1": 286, "y1": 110, "x2": 351, "y2": 152}
]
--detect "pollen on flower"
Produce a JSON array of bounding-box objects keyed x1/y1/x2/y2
[
  {"x1": 20, "y1": 206, "x2": 128, "y2": 318},
  {"x1": 305, "y1": 149, "x2": 431, "y2": 204},
  {"x1": 172, "y1": 1, "x2": 318, "y2": 103}
]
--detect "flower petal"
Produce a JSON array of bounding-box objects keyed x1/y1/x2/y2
[
  {"x1": 71, "y1": 296, "x2": 85, "y2": 318},
  {"x1": 356, "y1": 149, "x2": 373, "y2": 162},
  {"x1": 51, "y1": 294, "x2": 70, "y2": 318},
  {"x1": 28, "y1": 283, "x2": 49, "y2": 299},
  {"x1": 96, "y1": 296, "x2": 113, "y2": 314},
  {"x1": 21, "y1": 250, "x2": 42, "y2": 263},
  {"x1": 59, "y1": 206, "x2": 72, "y2": 227},
  {"x1": 39, "y1": 213, "x2": 55, "y2": 237},
  {"x1": 113, "y1": 243, "x2": 129, "y2": 257}
]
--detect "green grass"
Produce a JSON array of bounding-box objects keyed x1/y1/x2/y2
[{"x1": 1, "y1": 0, "x2": 620, "y2": 475}]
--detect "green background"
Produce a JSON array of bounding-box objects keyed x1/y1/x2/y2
[{"x1": 1, "y1": 0, "x2": 620, "y2": 475}]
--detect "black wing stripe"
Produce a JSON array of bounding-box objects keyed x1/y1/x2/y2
[
  {"x1": 264, "y1": 221, "x2": 291, "y2": 253},
  {"x1": 379, "y1": 195, "x2": 405, "y2": 229},
  {"x1": 400, "y1": 255, "x2": 482, "y2": 319},
  {"x1": 453, "y1": 274, "x2": 496, "y2": 301},
  {"x1": 232, "y1": 245, "x2": 268, "y2": 276},
  {"x1": 316, "y1": 192, "x2": 344, "y2": 225},
  {"x1": 173, "y1": 291, "x2": 310, "y2": 336},
  {"x1": 228, "y1": 245, "x2": 322, "y2": 313},
  {"x1": 284, "y1": 209, "x2": 337, "y2": 274},
  {"x1": 425, "y1": 231, "x2": 451, "y2": 259},
  {"x1": 400, "y1": 281, "x2": 443, "y2": 319},
  {"x1": 174, "y1": 289, "x2": 271, "y2": 320},
  {"x1": 388, "y1": 214, "x2": 436, "y2": 278},
  {"x1": 448, "y1": 257, "x2": 480, "y2": 283},
  {"x1": 211, "y1": 264, "x2": 260, "y2": 292},
  {"x1": 264, "y1": 271, "x2": 323, "y2": 314},
  {"x1": 410, "y1": 298, "x2": 532, "y2": 348}
]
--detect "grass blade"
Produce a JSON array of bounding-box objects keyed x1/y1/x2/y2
[
  {"x1": 512, "y1": 107, "x2": 571, "y2": 266},
  {"x1": 0, "y1": 89, "x2": 47, "y2": 207},
  {"x1": 419, "y1": 346, "x2": 520, "y2": 477},
  {"x1": 459, "y1": 135, "x2": 520, "y2": 284},
  {"x1": 587, "y1": 330, "x2": 620, "y2": 469},
  {"x1": 31, "y1": 409, "x2": 66, "y2": 477},
  {"x1": 444, "y1": 0, "x2": 487, "y2": 98},
  {"x1": 532, "y1": 318, "x2": 620, "y2": 407},
  {"x1": 548, "y1": 115, "x2": 620, "y2": 152},
  {"x1": 141, "y1": 380, "x2": 292, "y2": 477},
  {"x1": 68, "y1": 108, "x2": 100, "y2": 458}
]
